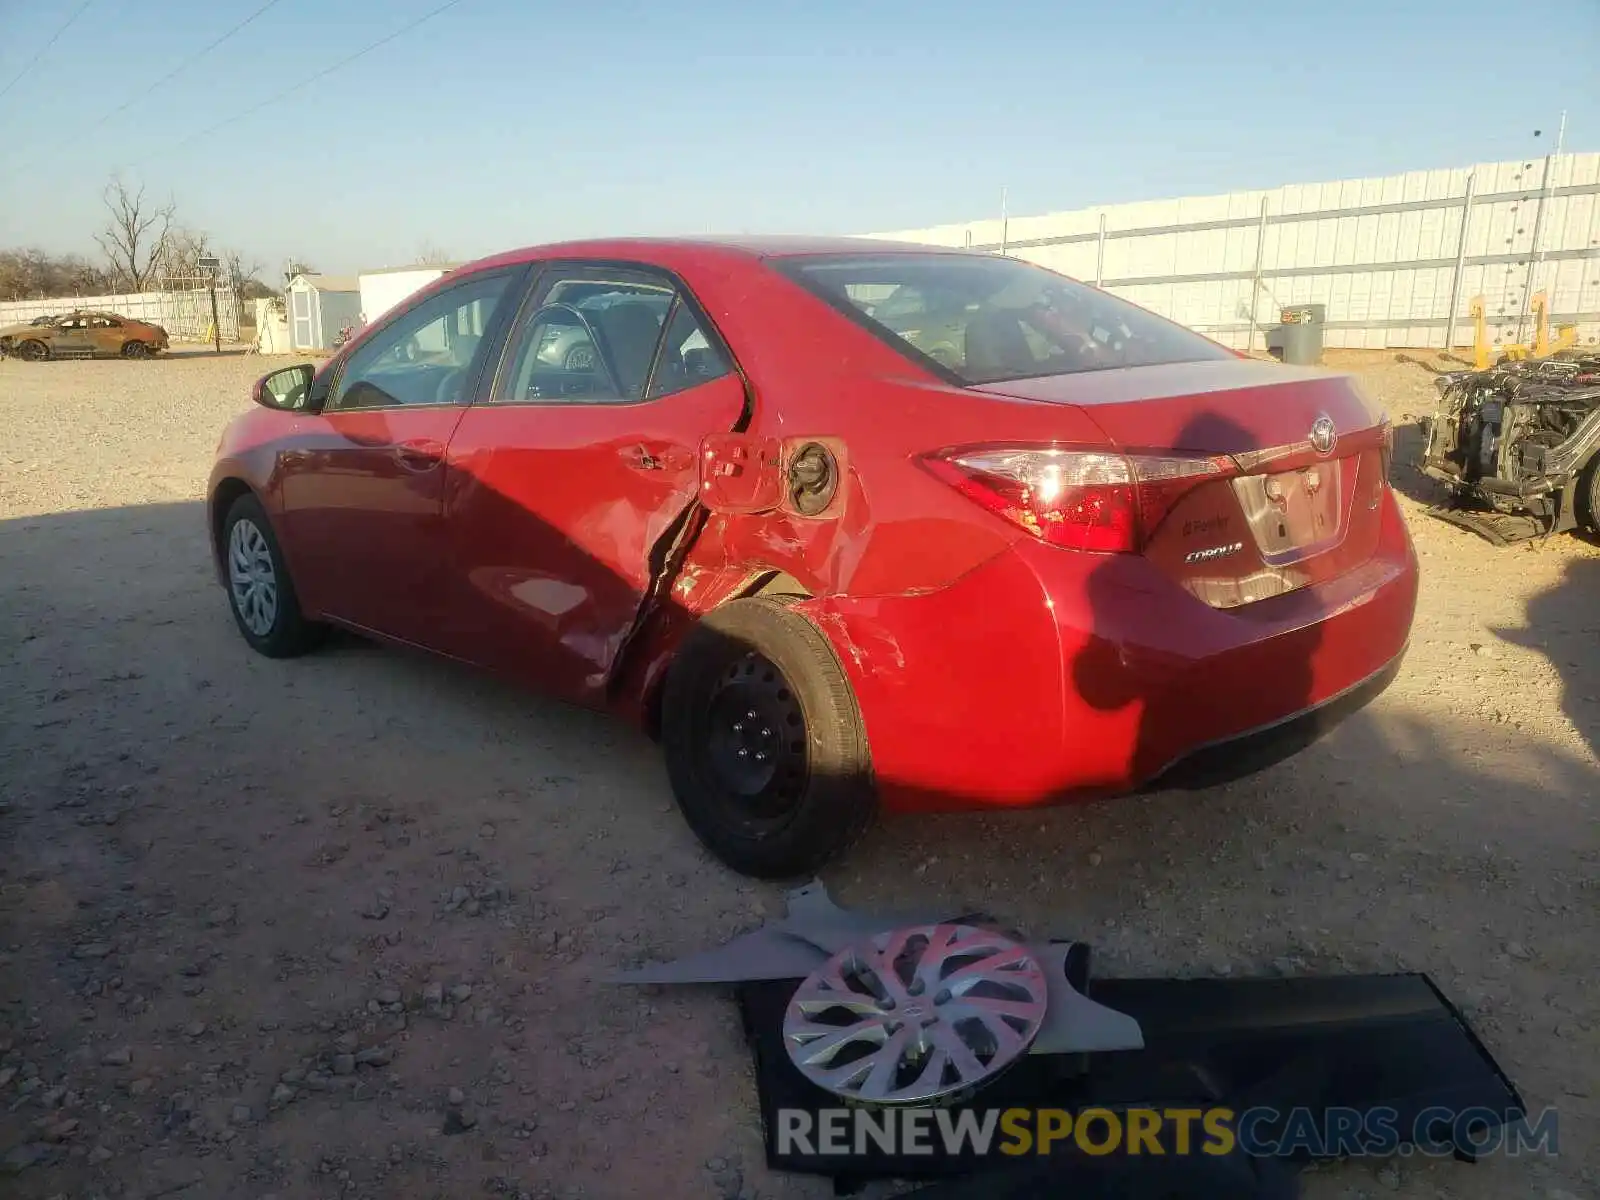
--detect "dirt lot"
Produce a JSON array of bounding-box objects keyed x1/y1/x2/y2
[{"x1": 1, "y1": 348, "x2": 1596, "y2": 1200}]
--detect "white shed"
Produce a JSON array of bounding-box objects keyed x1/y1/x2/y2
[
  {"x1": 286, "y1": 273, "x2": 361, "y2": 352},
  {"x1": 358, "y1": 264, "x2": 462, "y2": 328}
]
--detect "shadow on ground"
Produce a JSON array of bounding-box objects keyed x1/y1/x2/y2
[{"x1": 1497, "y1": 554, "x2": 1600, "y2": 762}]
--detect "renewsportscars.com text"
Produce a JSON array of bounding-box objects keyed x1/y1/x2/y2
[{"x1": 776, "y1": 1105, "x2": 1557, "y2": 1159}]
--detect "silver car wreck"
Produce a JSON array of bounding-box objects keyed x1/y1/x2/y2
[{"x1": 1415, "y1": 350, "x2": 1600, "y2": 544}]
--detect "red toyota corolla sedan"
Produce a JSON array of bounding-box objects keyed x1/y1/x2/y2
[{"x1": 209, "y1": 237, "x2": 1417, "y2": 878}]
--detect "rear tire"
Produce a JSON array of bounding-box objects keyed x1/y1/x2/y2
[
  {"x1": 661, "y1": 597, "x2": 876, "y2": 879},
  {"x1": 221, "y1": 493, "x2": 325, "y2": 658}
]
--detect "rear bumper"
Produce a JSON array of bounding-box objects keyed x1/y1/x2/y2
[
  {"x1": 1145, "y1": 644, "x2": 1405, "y2": 791},
  {"x1": 800, "y1": 491, "x2": 1418, "y2": 813}
]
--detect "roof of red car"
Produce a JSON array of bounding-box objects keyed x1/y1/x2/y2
[{"x1": 458, "y1": 234, "x2": 969, "y2": 275}]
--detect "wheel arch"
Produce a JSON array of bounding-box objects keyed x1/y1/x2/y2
[
  {"x1": 208, "y1": 477, "x2": 259, "y2": 581},
  {"x1": 732, "y1": 568, "x2": 813, "y2": 603},
  {"x1": 638, "y1": 567, "x2": 815, "y2": 741}
]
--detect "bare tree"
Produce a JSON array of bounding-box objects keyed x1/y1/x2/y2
[
  {"x1": 415, "y1": 241, "x2": 453, "y2": 266},
  {"x1": 158, "y1": 224, "x2": 213, "y2": 277},
  {"x1": 224, "y1": 250, "x2": 270, "y2": 300},
  {"x1": 0, "y1": 248, "x2": 113, "y2": 300},
  {"x1": 284, "y1": 258, "x2": 317, "y2": 281},
  {"x1": 94, "y1": 176, "x2": 176, "y2": 292}
]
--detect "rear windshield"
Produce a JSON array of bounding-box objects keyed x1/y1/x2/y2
[{"x1": 778, "y1": 252, "x2": 1232, "y2": 385}]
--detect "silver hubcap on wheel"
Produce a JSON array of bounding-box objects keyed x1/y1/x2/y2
[
  {"x1": 782, "y1": 924, "x2": 1049, "y2": 1104},
  {"x1": 228, "y1": 519, "x2": 278, "y2": 636}
]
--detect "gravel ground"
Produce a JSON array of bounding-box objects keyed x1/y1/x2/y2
[{"x1": 0, "y1": 347, "x2": 1596, "y2": 1200}]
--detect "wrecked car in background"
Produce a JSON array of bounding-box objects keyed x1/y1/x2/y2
[
  {"x1": 1416, "y1": 350, "x2": 1600, "y2": 544},
  {"x1": 0, "y1": 310, "x2": 170, "y2": 361}
]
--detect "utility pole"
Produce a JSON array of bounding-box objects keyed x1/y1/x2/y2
[
  {"x1": 1094, "y1": 212, "x2": 1107, "y2": 286},
  {"x1": 1245, "y1": 196, "x2": 1270, "y2": 354},
  {"x1": 1516, "y1": 111, "x2": 1566, "y2": 346},
  {"x1": 199, "y1": 255, "x2": 222, "y2": 352},
  {"x1": 1444, "y1": 173, "x2": 1477, "y2": 353}
]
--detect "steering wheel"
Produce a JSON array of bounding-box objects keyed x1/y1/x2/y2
[
  {"x1": 434, "y1": 367, "x2": 465, "y2": 405},
  {"x1": 529, "y1": 302, "x2": 622, "y2": 394}
]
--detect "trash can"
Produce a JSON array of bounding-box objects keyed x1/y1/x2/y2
[{"x1": 1271, "y1": 304, "x2": 1326, "y2": 365}]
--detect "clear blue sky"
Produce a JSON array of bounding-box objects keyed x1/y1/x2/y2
[{"x1": 1, "y1": 0, "x2": 1595, "y2": 278}]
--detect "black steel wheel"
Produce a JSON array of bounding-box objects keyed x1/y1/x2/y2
[
  {"x1": 662, "y1": 597, "x2": 875, "y2": 878},
  {"x1": 121, "y1": 339, "x2": 152, "y2": 359},
  {"x1": 700, "y1": 649, "x2": 811, "y2": 829}
]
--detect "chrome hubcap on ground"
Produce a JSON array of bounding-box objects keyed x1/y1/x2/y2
[
  {"x1": 228, "y1": 519, "x2": 278, "y2": 636},
  {"x1": 783, "y1": 923, "x2": 1049, "y2": 1104}
]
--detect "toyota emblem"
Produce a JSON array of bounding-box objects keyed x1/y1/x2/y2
[{"x1": 1310, "y1": 415, "x2": 1337, "y2": 457}]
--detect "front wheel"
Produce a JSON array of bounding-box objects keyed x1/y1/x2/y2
[
  {"x1": 16, "y1": 339, "x2": 48, "y2": 362},
  {"x1": 221, "y1": 493, "x2": 325, "y2": 657},
  {"x1": 122, "y1": 340, "x2": 152, "y2": 359},
  {"x1": 661, "y1": 597, "x2": 876, "y2": 879},
  {"x1": 1578, "y1": 457, "x2": 1600, "y2": 536}
]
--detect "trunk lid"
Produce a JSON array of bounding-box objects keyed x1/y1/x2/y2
[
  {"x1": 975, "y1": 360, "x2": 1391, "y2": 608},
  {"x1": 973, "y1": 359, "x2": 1381, "y2": 455}
]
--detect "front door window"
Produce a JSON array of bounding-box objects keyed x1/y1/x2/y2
[{"x1": 327, "y1": 273, "x2": 515, "y2": 411}]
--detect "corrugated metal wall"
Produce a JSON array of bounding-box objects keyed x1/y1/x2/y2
[{"x1": 865, "y1": 154, "x2": 1600, "y2": 351}]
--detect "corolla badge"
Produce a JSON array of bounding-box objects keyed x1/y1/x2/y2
[
  {"x1": 1310, "y1": 414, "x2": 1338, "y2": 456},
  {"x1": 1185, "y1": 541, "x2": 1243, "y2": 564}
]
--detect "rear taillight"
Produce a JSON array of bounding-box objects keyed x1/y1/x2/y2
[
  {"x1": 1379, "y1": 417, "x2": 1394, "y2": 479},
  {"x1": 922, "y1": 445, "x2": 1232, "y2": 553}
]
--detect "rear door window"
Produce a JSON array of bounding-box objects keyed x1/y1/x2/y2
[{"x1": 492, "y1": 266, "x2": 731, "y2": 404}]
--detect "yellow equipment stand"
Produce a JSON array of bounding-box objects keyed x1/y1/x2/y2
[
  {"x1": 1470, "y1": 297, "x2": 1492, "y2": 369},
  {"x1": 1472, "y1": 292, "x2": 1577, "y2": 367}
]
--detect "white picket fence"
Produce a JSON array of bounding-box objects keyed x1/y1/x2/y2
[{"x1": 0, "y1": 284, "x2": 240, "y2": 342}]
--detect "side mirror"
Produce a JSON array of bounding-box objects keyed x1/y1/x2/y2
[{"x1": 253, "y1": 363, "x2": 315, "y2": 411}]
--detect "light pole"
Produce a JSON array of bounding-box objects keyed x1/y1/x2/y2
[{"x1": 198, "y1": 255, "x2": 222, "y2": 353}]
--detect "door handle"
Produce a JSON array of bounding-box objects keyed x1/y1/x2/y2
[{"x1": 394, "y1": 440, "x2": 444, "y2": 471}]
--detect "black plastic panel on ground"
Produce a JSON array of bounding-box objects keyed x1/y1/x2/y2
[{"x1": 737, "y1": 958, "x2": 1524, "y2": 1196}]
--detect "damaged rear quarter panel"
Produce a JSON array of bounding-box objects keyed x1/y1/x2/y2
[{"x1": 613, "y1": 257, "x2": 1120, "y2": 743}]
